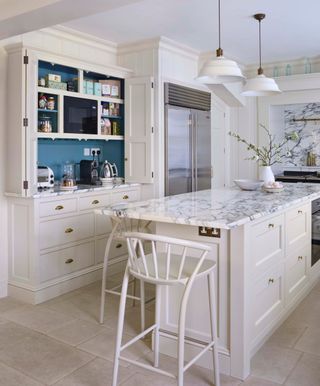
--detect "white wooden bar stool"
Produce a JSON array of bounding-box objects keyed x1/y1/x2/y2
[
  {"x1": 99, "y1": 217, "x2": 151, "y2": 326},
  {"x1": 112, "y1": 232, "x2": 220, "y2": 386}
]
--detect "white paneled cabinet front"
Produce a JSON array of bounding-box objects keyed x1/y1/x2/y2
[
  {"x1": 125, "y1": 77, "x2": 154, "y2": 183},
  {"x1": 7, "y1": 186, "x2": 140, "y2": 304}
]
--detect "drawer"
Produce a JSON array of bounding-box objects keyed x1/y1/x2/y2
[
  {"x1": 95, "y1": 213, "x2": 113, "y2": 236},
  {"x1": 39, "y1": 198, "x2": 77, "y2": 218},
  {"x1": 286, "y1": 204, "x2": 310, "y2": 254},
  {"x1": 40, "y1": 241, "x2": 94, "y2": 282},
  {"x1": 286, "y1": 244, "x2": 310, "y2": 304},
  {"x1": 252, "y1": 263, "x2": 284, "y2": 340},
  {"x1": 79, "y1": 193, "x2": 111, "y2": 211},
  {"x1": 111, "y1": 189, "x2": 140, "y2": 204},
  {"x1": 40, "y1": 213, "x2": 94, "y2": 250},
  {"x1": 95, "y1": 236, "x2": 128, "y2": 264},
  {"x1": 250, "y1": 214, "x2": 284, "y2": 277}
]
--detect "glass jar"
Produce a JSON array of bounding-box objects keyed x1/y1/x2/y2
[
  {"x1": 61, "y1": 162, "x2": 76, "y2": 187},
  {"x1": 38, "y1": 116, "x2": 52, "y2": 133},
  {"x1": 47, "y1": 97, "x2": 55, "y2": 110}
]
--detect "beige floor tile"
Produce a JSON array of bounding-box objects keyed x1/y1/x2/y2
[
  {"x1": 0, "y1": 297, "x2": 25, "y2": 313},
  {"x1": 0, "y1": 321, "x2": 39, "y2": 351},
  {"x1": 241, "y1": 376, "x2": 281, "y2": 385},
  {"x1": 0, "y1": 362, "x2": 44, "y2": 386},
  {"x1": 251, "y1": 344, "x2": 301, "y2": 384},
  {"x1": 78, "y1": 327, "x2": 151, "y2": 364},
  {"x1": 119, "y1": 371, "x2": 176, "y2": 386},
  {"x1": 311, "y1": 278, "x2": 320, "y2": 293},
  {"x1": 54, "y1": 357, "x2": 135, "y2": 386},
  {"x1": 46, "y1": 318, "x2": 107, "y2": 346},
  {"x1": 284, "y1": 353, "x2": 320, "y2": 386},
  {"x1": 266, "y1": 324, "x2": 307, "y2": 349},
  {"x1": 285, "y1": 290, "x2": 320, "y2": 328},
  {"x1": 0, "y1": 333, "x2": 94, "y2": 385},
  {"x1": 2, "y1": 305, "x2": 75, "y2": 333},
  {"x1": 294, "y1": 326, "x2": 320, "y2": 356}
]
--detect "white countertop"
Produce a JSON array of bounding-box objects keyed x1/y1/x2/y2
[
  {"x1": 31, "y1": 183, "x2": 140, "y2": 198},
  {"x1": 97, "y1": 183, "x2": 320, "y2": 229}
]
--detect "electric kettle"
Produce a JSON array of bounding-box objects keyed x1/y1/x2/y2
[{"x1": 101, "y1": 161, "x2": 118, "y2": 179}]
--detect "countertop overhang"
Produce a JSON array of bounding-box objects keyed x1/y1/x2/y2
[{"x1": 96, "y1": 183, "x2": 320, "y2": 229}]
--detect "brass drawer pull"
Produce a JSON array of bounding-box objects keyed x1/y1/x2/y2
[
  {"x1": 268, "y1": 223, "x2": 274, "y2": 229},
  {"x1": 123, "y1": 195, "x2": 129, "y2": 200},
  {"x1": 65, "y1": 228, "x2": 74, "y2": 234},
  {"x1": 116, "y1": 243, "x2": 122, "y2": 249},
  {"x1": 55, "y1": 205, "x2": 64, "y2": 211},
  {"x1": 65, "y1": 258, "x2": 74, "y2": 264},
  {"x1": 92, "y1": 199, "x2": 100, "y2": 205},
  {"x1": 268, "y1": 278, "x2": 274, "y2": 285},
  {"x1": 298, "y1": 255, "x2": 303, "y2": 261},
  {"x1": 298, "y1": 210, "x2": 303, "y2": 214}
]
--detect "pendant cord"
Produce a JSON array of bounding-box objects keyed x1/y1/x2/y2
[
  {"x1": 258, "y1": 18, "x2": 263, "y2": 74},
  {"x1": 216, "y1": 0, "x2": 223, "y2": 56}
]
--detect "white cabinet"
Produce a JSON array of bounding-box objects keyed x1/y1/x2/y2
[
  {"x1": 7, "y1": 185, "x2": 140, "y2": 304},
  {"x1": 125, "y1": 77, "x2": 154, "y2": 183}
]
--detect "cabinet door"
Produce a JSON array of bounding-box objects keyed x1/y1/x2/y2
[{"x1": 125, "y1": 77, "x2": 154, "y2": 183}]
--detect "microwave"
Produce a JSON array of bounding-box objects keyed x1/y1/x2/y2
[{"x1": 64, "y1": 96, "x2": 97, "y2": 134}]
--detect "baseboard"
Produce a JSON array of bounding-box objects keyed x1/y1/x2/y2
[{"x1": 0, "y1": 279, "x2": 7, "y2": 298}]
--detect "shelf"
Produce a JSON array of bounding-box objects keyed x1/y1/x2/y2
[
  {"x1": 37, "y1": 132, "x2": 124, "y2": 141},
  {"x1": 38, "y1": 109, "x2": 58, "y2": 113},
  {"x1": 101, "y1": 115, "x2": 122, "y2": 119},
  {"x1": 37, "y1": 86, "x2": 124, "y2": 104}
]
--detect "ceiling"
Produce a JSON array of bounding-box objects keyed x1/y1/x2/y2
[{"x1": 63, "y1": 0, "x2": 320, "y2": 65}]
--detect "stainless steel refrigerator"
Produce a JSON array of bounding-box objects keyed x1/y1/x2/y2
[{"x1": 164, "y1": 83, "x2": 211, "y2": 196}]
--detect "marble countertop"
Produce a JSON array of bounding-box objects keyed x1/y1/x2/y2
[
  {"x1": 97, "y1": 183, "x2": 320, "y2": 229},
  {"x1": 30, "y1": 183, "x2": 140, "y2": 198}
]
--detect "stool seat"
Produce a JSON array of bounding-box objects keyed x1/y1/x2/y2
[{"x1": 131, "y1": 252, "x2": 215, "y2": 285}]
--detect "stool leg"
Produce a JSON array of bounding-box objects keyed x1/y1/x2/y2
[
  {"x1": 208, "y1": 271, "x2": 220, "y2": 386},
  {"x1": 178, "y1": 286, "x2": 191, "y2": 386},
  {"x1": 100, "y1": 221, "x2": 120, "y2": 324},
  {"x1": 154, "y1": 284, "x2": 161, "y2": 367},
  {"x1": 112, "y1": 266, "x2": 130, "y2": 386},
  {"x1": 140, "y1": 280, "x2": 145, "y2": 332}
]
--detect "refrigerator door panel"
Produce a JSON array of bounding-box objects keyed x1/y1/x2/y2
[
  {"x1": 165, "y1": 106, "x2": 192, "y2": 196},
  {"x1": 193, "y1": 110, "x2": 211, "y2": 191}
]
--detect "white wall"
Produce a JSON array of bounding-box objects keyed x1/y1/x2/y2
[{"x1": 0, "y1": 47, "x2": 8, "y2": 297}]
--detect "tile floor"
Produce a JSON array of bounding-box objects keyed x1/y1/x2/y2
[{"x1": 0, "y1": 275, "x2": 319, "y2": 386}]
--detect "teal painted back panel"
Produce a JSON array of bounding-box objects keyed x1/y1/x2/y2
[{"x1": 38, "y1": 139, "x2": 124, "y2": 180}]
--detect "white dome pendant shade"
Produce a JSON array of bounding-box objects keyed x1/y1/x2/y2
[
  {"x1": 196, "y1": 0, "x2": 244, "y2": 85},
  {"x1": 242, "y1": 14, "x2": 281, "y2": 96}
]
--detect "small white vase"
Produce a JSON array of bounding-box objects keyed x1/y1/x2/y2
[{"x1": 259, "y1": 166, "x2": 275, "y2": 184}]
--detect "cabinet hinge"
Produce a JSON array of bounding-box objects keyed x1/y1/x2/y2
[
  {"x1": 151, "y1": 126, "x2": 154, "y2": 133},
  {"x1": 23, "y1": 55, "x2": 29, "y2": 65},
  {"x1": 152, "y1": 172, "x2": 154, "y2": 178},
  {"x1": 23, "y1": 181, "x2": 29, "y2": 190},
  {"x1": 23, "y1": 117, "x2": 28, "y2": 127},
  {"x1": 151, "y1": 82, "x2": 154, "y2": 88}
]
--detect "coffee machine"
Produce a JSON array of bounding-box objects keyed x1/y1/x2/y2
[{"x1": 80, "y1": 150, "x2": 100, "y2": 185}]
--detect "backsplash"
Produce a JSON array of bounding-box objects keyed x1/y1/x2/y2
[
  {"x1": 271, "y1": 102, "x2": 320, "y2": 172},
  {"x1": 38, "y1": 139, "x2": 124, "y2": 180}
]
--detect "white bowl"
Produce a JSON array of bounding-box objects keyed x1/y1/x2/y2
[{"x1": 234, "y1": 179, "x2": 264, "y2": 191}]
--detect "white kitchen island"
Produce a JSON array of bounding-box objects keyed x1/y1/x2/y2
[{"x1": 98, "y1": 184, "x2": 320, "y2": 380}]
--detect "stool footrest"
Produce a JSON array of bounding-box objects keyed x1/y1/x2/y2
[
  {"x1": 183, "y1": 340, "x2": 215, "y2": 372},
  {"x1": 120, "y1": 323, "x2": 157, "y2": 352},
  {"x1": 119, "y1": 356, "x2": 176, "y2": 379},
  {"x1": 105, "y1": 289, "x2": 141, "y2": 301}
]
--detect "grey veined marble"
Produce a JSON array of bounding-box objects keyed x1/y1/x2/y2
[
  {"x1": 97, "y1": 184, "x2": 320, "y2": 229},
  {"x1": 284, "y1": 102, "x2": 320, "y2": 166}
]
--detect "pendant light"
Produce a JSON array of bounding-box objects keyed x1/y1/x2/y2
[
  {"x1": 196, "y1": 0, "x2": 244, "y2": 84},
  {"x1": 242, "y1": 14, "x2": 281, "y2": 96}
]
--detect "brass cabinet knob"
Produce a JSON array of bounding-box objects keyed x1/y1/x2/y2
[
  {"x1": 124, "y1": 158, "x2": 128, "y2": 161},
  {"x1": 268, "y1": 223, "x2": 274, "y2": 229},
  {"x1": 55, "y1": 205, "x2": 64, "y2": 210},
  {"x1": 123, "y1": 195, "x2": 129, "y2": 200},
  {"x1": 65, "y1": 228, "x2": 74, "y2": 234},
  {"x1": 268, "y1": 278, "x2": 274, "y2": 285},
  {"x1": 65, "y1": 258, "x2": 74, "y2": 264},
  {"x1": 116, "y1": 243, "x2": 122, "y2": 249},
  {"x1": 298, "y1": 255, "x2": 303, "y2": 261},
  {"x1": 92, "y1": 199, "x2": 100, "y2": 205}
]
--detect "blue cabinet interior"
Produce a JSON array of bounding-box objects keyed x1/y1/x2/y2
[{"x1": 38, "y1": 139, "x2": 124, "y2": 180}]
